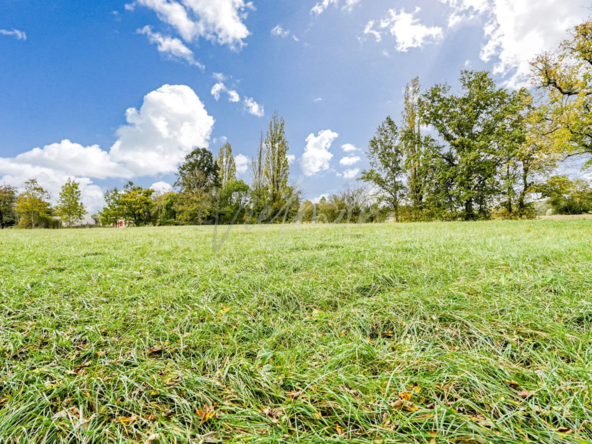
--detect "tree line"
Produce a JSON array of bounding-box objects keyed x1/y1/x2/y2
[{"x1": 2, "y1": 20, "x2": 592, "y2": 229}]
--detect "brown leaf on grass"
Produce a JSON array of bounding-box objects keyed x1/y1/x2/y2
[
  {"x1": 556, "y1": 427, "x2": 572, "y2": 433},
  {"x1": 196, "y1": 405, "x2": 216, "y2": 421},
  {"x1": 147, "y1": 345, "x2": 163, "y2": 356},
  {"x1": 468, "y1": 415, "x2": 494, "y2": 428},
  {"x1": 428, "y1": 431, "x2": 438, "y2": 437},
  {"x1": 52, "y1": 407, "x2": 80, "y2": 420},
  {"x1": 506, "y1": 380, "x2": 520, "y2": 388},
  {"x1": 336, "y1": 423, "x2": 344, "y2": 435},
  {"x1": 287, "y1": 391, "x2": 302, "y2": 400},
  {"x1": 518, "y1": 389, "x2": 535, "y2": 399},
  {"x1": 262, "y1": 407, "x2": 285, "y2": 424},
  {"x1": 74, "y1": 361, "x2": 92, "y2": 373},
  {"x1": 390, "y1": 399, "x2": 405, "y2": 410}
]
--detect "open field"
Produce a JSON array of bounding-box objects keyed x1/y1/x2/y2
[{"x1": 0, "y1": 221, "x2": 591, "y2": 443}]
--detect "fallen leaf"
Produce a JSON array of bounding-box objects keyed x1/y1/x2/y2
[
  {"x1": 556, "y1": 427, "x2": 572, "y2": 433},
  {"x1": 119, "y1": 415, "x2": 138, "y2": 425},
  {"x1": 336, "y1": 423, "x2": 344, "y2": 435},
  {"x1": 147, "y1": 345, "x2": 163, "y2": 356},
  {"x1": 398, "y1": 392, "x2": 413, "y2": 401},
  {"x1": 196, "y1": 405, "x2": 216, "y2": 421},
  {"x1": 507, "y1": 380, "x2": 520, "y2": 388},
  {"x1": 518, "y1": 389, "x2": 535, "y2": 399},
  {"x1": 287, "y1": 391, "x2": 302, "y2": 400}
]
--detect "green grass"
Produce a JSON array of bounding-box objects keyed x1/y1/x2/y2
[{"x1": 0, "y1": 221, "x2": 591, "y2": 443}]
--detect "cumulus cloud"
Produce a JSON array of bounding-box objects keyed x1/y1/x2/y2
[
  {"x1": 301, "y1": 130, "x2": 339, "y2": 176},
  {"x1": 286, "y1": 154, "x2": 296, "y2": 165},
  {"x1": 243, "y1": 97, "x2": 264, "y2": 117},
  {"x1": 211, "y1": 82, "x2": 240, "y2": 102},
  {"x1": 340, "y1": 156, "x2": 361, "y2": 166},
  {"x1": 150, "y1": 181, "x2": 173, "y2": 194},
  {"x1": 0, "y1": 29, "x2": 27, "y2": 40},
  {"x1": 14, "y1": 140, "x2": 132, "y2": 180},
  {"x1": 110, "y1": 84, "x2": 215, "y2": 176},
  {"x1": 235, "y1": 154, "x2": 249, "y2": 174},
  {"x1": 342, "y1": 143, "x2": 359, "y2": 152},
  {"x1": 135, "y1": 0, "x2": 252, "y2": 49},
  {"x1": 343, "y1": 168, "x2": 360, "y2": 179},
  {"x1": 311, "y1": 194, "x2": 330, "y2": 204},
  {"x1": 312, "y1": 0, "x2": 360, "y2": 15},
  {"x1": 0, "y1": 84, "x2": 214, "y2": 212},
  {"x1": 138, "y1": 26, "x2": 204, "y2": 68},
  {"x1": 379, "y1": 8, "x2": 443, "y2": 52}
]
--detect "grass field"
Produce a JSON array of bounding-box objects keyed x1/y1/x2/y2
[{"x1": 0, "y1": 221, "x2": 591, "y2": 443}]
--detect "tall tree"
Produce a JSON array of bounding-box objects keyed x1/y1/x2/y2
[
  {"x1": 175, "y1": 148, "x2": 220, "y2": 225},
  {"x1": 264, "y1": 112, "x2": 291, "y2": 212},
  {"x1": 401, "y1": 77, "x2": 428, "y2": 219},
  {"x1": 421, "y1": 71, "x2": 529, "y2": 220},
  {"x1": 251, "y1": 132, "x2": 265, "y2": 192},
  {"x1": 99, "y1": 183, "x2": 155, "y2": 227},
  {"x1": 0, "y1": 184, "x2": 18, "y2": 229},
  {"x1": 531, "y1": 20, "x2": 592, "y2": 162},
  {"x1": 56, "y1": 179, "x2": 86, "y2": 227},
  {"x1": 216, "y1": 143, "x2": 237, "y2": 190},
  {"x1": 15, "y1": 179, "x2": 53, "y2": 229},
  {"x1": 360, "y1": 116, "x2": 407, "y2": 221}
]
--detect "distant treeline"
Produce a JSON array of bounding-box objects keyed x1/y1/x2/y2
[{"x1": 2, "y1": 21, "x2": 592, "y2": 229}]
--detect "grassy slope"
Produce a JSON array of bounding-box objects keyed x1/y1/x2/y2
[{"x1": 0, "y1": 221, "x2": 591, "y2": 443}]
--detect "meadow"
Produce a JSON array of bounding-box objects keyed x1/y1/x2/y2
[{"x1": 0, "y1": 221, "x2": 591, "y2": 443}]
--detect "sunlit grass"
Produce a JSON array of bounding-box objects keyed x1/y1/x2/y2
[{"x1": 0, "y1": 221, "x2": 591, "y2": 443}]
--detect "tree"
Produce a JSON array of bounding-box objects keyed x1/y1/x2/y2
[
  {"x1": 215, "y1": 180, "x2": 250, "y2": 225},
  {"x1": 216, "y1": 143, "x2": 237, "y2": 190},
  {"x1": 264, "y1": 112, "x2": 291, "y2": 214},
  {"x1": 56, "y1": 179, "x2": 86, "y2": 227},
  {"x1": 153, "y1": 192, "x2": 178, "y2": 226},
  {"x1": 531, "y1": 20, "x2": 592, "y2": 162},
  {"x1": 421, "y1": 71, "x2": 529, "y2": 220},
  {"x1": 0, "y1": 184, "x2": 18, "y2": 229},
  {"x1": 175, "y1": 148, "x2": 220, "y2": 225},
  {"x1": 15, "y1": 179, "x2": 53, "y2": 229},
  {"x1": 360, "y1": 116, "x2": 407, "y2": 221},
  {"x1": 99, "y1": 182, "x2": 155, "y2": 227},
  {"x1": 539, "y1": 176, "x2": 592, "y2": 215}
]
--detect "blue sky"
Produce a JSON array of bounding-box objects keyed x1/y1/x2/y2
[{"x1": 0, "y1": 0, "x2": 588, "y2": 211}]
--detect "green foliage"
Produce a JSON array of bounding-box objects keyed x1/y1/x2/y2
[
  {"x1": 99, "y1": 182, "x2": 155, "y2": 227},
  {"x1": 360, "y1": 116, "x2": 407, "y2": 221},
  {"x1": 56, "y1": 179, "x2": 86, "y2": 227},
  {"x1": 216, "y1": 143, "x2": 237, "y2": 190},
  {"x1": 153, "y1": 192, "x2": 178, "y2": 226},
  {"x1": 15, "y1": 179, "x2": 55, "y2": 229},
  {"x1": 532, "y1": 20, "x2": 592, "y2": 160},
  {"x1": 0, "y1": 184, "x2": 18, "y2": 229},
  {"x1": 539, "y1": 176, "x2": 592, "y2": 215},
  {"x1": 264, "y1": 112, "x2": 291, "y2": 216}
]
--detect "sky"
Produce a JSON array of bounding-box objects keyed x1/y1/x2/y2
[{"x1": 0, "y1": 0, "x2": 590, "y2": 212}]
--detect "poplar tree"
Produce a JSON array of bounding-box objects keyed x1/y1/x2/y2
[
  {"x1": 216, "y1": 142, "x2": 237, "y2": 190},
  {"x1": 264, "y1": 112, "x2": 291, "y2": 212}
]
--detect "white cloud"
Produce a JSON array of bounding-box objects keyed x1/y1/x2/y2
[
  {"x1": 311, "y1": 194, "x2": 330, "y2": 204},
  {"x1": 343, "y1": 168, "x2": 360, "y2": 179},
  {"x1": 211, "y1": 82, "x2": 240, "y2": 102},
  {"x1": 286, "y1": 154, "x2": 296, "y2": 165},
  {"x1": 340, "y1": 156, "x2": 361, "y2": 166},
  {"x1": 301, "y1": 130, "x2": 338, "y2": 176},
  {"x1": 110, "y1": 84, "x2": 215, "y2": 176},
  {"x1": 14, "y1": 140, "x2": 131, "y2": 180},
  {"x1": 439, "y1": 0, "x2": 587, "y2": 87},
  {"x1": 138, "y1": 26, "x2": 204, "y2": 68},
  {"x1": 312, "y1": 0, "x2": 360, "y2": 15},
  {"x1": 0, "y1": 84, "x2": 215, "y2": 213},
  {"x1": 313, "y1": 97, "x2": 323, "y2": 102},
  {"x1": 271, "y1": 25, "x2": 290, "y2": 38},
  {"x1": 150, "y1": 181, "x2": 173, "y2": 194},
  {"x1": 342, "y1": 143, "x2": 359, "y2": 152},
  {"x1": 364, "y1": 21, "x2": 382, "y2": 42},
  {"x1": 243, "y1": 97, "x2": 264, "y2": 117},
  {"x1": 379, "y1": 8, "x2": 443, "y2": 52},
  {"x1": 135, "y1": 0, "x2": 252, "y2": 49},
  {"x1": 213, "y1": 72, "x2": 227, "y2": 82},
  {"x1": 235, "y1": 154, "x2": 249, "y2": 174},
  {"x1": 0, "y1": 29, "x2": 27, "y2": 40}
]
